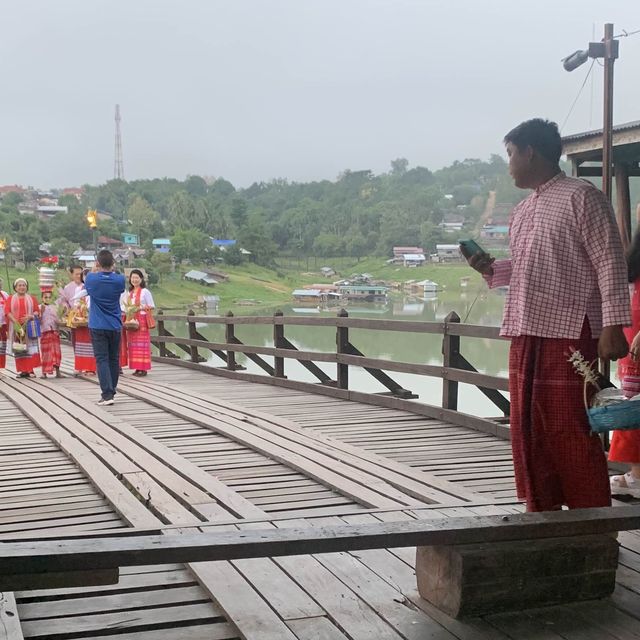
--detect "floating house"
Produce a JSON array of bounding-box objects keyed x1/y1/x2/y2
[{"x1": 338, "y1": 284, "x2": 388, "y2": 302}]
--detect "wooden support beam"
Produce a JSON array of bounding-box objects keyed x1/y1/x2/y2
[
  {"x1": 344, "y1": 342, "x2": 416, "y2": 398},
  {"x1": 0, "y1": 505, "x2": 637, "y2": 575},
  {"x1": 186, "y1": 310, "x2": 206, "y2": 363},
  {"x1": 615, "y1": 162, "x2": 632, "y2": 249},
  {"x1": 455, "y1": 353, "x2": 510, "y2": 416}
]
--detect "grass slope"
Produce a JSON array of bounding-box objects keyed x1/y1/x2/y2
[{"x1": 0, "y1": 257, "x2": 482, "y2": 312}]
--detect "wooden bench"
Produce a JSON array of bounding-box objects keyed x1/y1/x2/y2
[{"x1": 1, "y1": 505, "x2": 639, "y2": 616}]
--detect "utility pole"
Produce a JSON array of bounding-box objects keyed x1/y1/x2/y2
[
  {"x1": 114, "y1": 104, "x2": 125, "y2": 181},
  {"x1": 600, "y1": 23, "x2": 618, "y2": 202}
]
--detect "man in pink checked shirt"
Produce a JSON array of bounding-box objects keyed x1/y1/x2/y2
[{"x1": 467, "y1": 118, "x2": 630, "y2": 512}]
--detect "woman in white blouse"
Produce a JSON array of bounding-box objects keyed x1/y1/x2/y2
[{"x1": 121, "y1": 269, "x2": 155, "y2": 376}]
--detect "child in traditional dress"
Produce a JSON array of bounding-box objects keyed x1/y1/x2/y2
[{"x1": 39, "y1": 291, "x2": 62, "y2": 378}]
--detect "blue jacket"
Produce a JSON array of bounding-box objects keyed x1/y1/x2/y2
[{"x1": 85, "y1": 271, "x2": 126, "y2": 331}]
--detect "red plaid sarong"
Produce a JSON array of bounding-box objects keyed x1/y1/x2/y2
[
  {"x1": 40, "y1": 330, "x2": 62, "y2": 374},
  {"x1": 509, "y1": 320, "x2": 611, "y2": 511},
  {"x1": 73, "y1": 326, "x2": 96, "y2": 372},
  {"x1": 126, "y1": 314, "x2": 152, "y2": 371}
]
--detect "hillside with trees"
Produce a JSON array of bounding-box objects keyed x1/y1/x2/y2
[{"x1": 0, "y1": 155, "x2": 527, "y2": 269}]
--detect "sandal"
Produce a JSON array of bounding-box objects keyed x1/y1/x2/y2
[{"x1": 610, "y1": 472, "x2": 640, "y2": 498}]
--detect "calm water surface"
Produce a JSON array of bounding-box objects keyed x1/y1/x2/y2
[{"x1": 164, "y1": 288, "x2": 510, "y2": 417}]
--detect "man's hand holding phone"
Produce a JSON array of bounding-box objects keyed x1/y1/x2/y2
[{"x1": 459, "y1": 239, "x2": 495, "y2": 276}]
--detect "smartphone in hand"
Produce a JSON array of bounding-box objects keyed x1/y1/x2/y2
[{"x1": 458, "y1": 239, "x2": 485, "y2": 259}]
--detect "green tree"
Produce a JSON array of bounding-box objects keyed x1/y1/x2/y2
[
  {"x1": 229, "y1": 198, "x2": 248, "y2": 231},
  {"x1": 238, "y1": 216, "x2": 277, "y2": 266},
  {"x1": 150, "y1": 252, "x2": 172, "y2": 283},
  {"x1": 345, "y1": 232, "x2": 368, "y2": 261},
  {"x1": 390, "y1": 158, "x2": 409, "y2": 176},
  {"x1": 184, "y1": 175, "x2": 208, "y2": 197},
  {"x1": 127, "y1": 196, "x2": 160, "y2": 244},
  {"x1": 224, "y1": 244, "x2": 244, "y2": 265},
  {"x1": 170, "y1": 229, "x2": 211, "y2": 263},
  {"x1": 313, "y1": 233, "x2": 343, "y2": 257},
  {"x1": 49, "y1": 237, "x2": 80, "y2": 267}
]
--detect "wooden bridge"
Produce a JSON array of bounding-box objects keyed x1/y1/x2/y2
[{"x1": 0, "y1": 313, "x2": 639, "y2": 639}]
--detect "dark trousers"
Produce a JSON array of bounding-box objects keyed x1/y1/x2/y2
[{"x1": 90, "y1": 329, "x2": 121, "y2": 400}]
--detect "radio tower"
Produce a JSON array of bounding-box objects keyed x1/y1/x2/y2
[{"x1": 114, "y1": 104, "x2": 124, "y2": 180}]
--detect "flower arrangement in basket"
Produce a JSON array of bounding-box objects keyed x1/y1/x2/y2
[
  {"x1": 67, "y1": 298, "x2": 89, "y2": 328},
  {"x1": 12, "y1": 321, "x2": 27, "y2": 353},
  {"x1": 568, "y1": 349, "x2": 640, "y2": 433},
  {"x1": 123, "y1": 298, "x2": 140, "y2": 331}
]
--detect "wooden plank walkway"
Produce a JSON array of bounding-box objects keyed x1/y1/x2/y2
[{"x1": 0, "y1": 353, "x2": 638, "y2": 639}]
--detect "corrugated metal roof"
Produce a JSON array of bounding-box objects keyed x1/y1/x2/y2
[
  {"x1": 293, "y1": 289, "x2": 322, "y2": 296},
  {"x1": 562, "y1": 120, "x2": 640, "y2": 142}
]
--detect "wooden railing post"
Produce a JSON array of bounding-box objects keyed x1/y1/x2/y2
[
  {"x1": 157, "y1": 310, "x2": 167, "y2": 358},
  {"x1": 225, "y1": 311, "x2": 238, "y2": 370},
  {"x1": 442, "y1": 311, "x2": 460, "y2": 411},
  {"x1": 273, "y1": 310, "x2": 286, "y2": 378},
  {"x1": 336, "y1": 308, "x2": 349, "y2": 390},
  {"x1": 187, "y1": 310, "x2": 199, "y2": 363}
]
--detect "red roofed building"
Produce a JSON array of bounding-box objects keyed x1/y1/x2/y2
[
  {"x1": 97, "y1": 236, "x2": 123, "y2": 249},
  {"x1": 0, "y1": 185, "x2": 26, "y2": 195}
]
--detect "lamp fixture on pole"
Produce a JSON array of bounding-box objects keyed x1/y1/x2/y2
[
  {"x1": 0, "y1": 238, "x2": 9, "y2": 285},
  {"x1": 562, "y1": 23, "x2": 619, "y2": 202}
]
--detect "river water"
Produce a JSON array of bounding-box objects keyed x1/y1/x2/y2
[{"x1": 164, "y1": 287, "x2": 510, "y2": 417}]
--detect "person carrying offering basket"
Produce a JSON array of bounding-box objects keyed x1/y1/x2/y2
[{"x1": 4, "y1": 278, "x2": 41, "y2": 378}]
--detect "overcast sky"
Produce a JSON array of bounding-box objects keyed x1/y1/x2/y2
[{"x1": 1, "y1": 1, "x2": 639, "y2": 189}]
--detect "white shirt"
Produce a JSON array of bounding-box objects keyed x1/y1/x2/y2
[{"x1": 121, "y1": 288, "x2": 155, "y2": 314}]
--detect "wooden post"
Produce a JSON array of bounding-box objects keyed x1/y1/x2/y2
[
  {"x1": 442, "y1": 311, "x2": 460, "y2": 411},
  {"x1": 416, "y1": 534, "x2": 618, "y2": 618},
  {"x1": 336, "y1": 308, "x2": 349, "y2": 390},
  {"x1": 615, "y1": 162, "x2": 631, "y2": 250},
  {"x1": 273, "y1": 310, "x2": 286, "y2": 378},
  {"x1": 187, "y1": 310, "x2": 199, "y2": 363},
  {"x1": 157, "y1": 310, "x2": 167, "y2": 358},
  {"x1": 225, "y1": 311, "x2": 238, "y2": 371}
]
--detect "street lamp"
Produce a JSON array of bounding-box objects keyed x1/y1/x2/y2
[
  {"x1": 562, "y1": 23, "x2": 619, "y2": 201},
  {"x1": 86, "y1": 209, "x2": 98, "y2": 260}
]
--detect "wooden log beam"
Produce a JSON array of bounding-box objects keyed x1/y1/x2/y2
[{"x1": 0, "y1": 506, "x2": 638, "y2": 575}]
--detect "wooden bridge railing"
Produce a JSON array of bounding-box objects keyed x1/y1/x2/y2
[{"x1": 152, "y1": 309, "x2": 511, "y2": 437}]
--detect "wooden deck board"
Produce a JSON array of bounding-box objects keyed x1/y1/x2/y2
[{"x1": 0, "y1": 354, "x2": 638, "y2": 639}]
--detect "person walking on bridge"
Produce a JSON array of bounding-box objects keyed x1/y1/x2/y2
[
  {"x1": 467, "y1": 118, "x2": 630, "y2": 512},
  {"x1": 84, "y1": 250, "x2": 125, "y2": 406}
]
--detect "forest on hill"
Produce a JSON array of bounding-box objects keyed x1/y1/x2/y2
[{"x1": 1, "y1": 155, "x2": 526, "y2": 267}]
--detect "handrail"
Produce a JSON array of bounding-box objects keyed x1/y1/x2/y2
[
  {"x1": 158, "y1": 312, "x2": 505, "y2": 338},
  {"x1": 153, "y1": 309, "x2": 510, "y2": 433}
]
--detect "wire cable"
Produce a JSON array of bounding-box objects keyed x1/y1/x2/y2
[{"x1": 560, "y1": 58, "x2": 596, "y2": 132}]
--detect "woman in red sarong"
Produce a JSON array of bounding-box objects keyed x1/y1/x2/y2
[
  {"x1": 610, "y1": 232, "x2": 640, "y2": 499},
  {"x1": 122, "y1": 269, "x2": 155, "y2": 376},
  {"x1": 0, "y1": 278, "x2": 9, "y2": 369},
  {"x1": 69, "y1": 270, "x2": 97, "y2": 375},
  {"x1": 4, "y1": 278, "x2": 41, "y2": 378}
]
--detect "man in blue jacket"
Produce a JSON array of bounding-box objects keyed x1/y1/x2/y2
[{"x1": 85, "y1": 250, "x2": 125, "y2": 405}]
